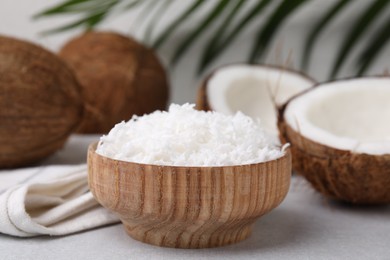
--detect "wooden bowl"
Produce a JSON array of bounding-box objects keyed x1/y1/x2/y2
[{"x1": 88, "y1": 143, "x2": 291, "y2": 248}]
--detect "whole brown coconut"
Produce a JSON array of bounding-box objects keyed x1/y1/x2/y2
[
  {"x1": 59, "y1": 31, "x2": 169, "y2": 133},
  {"x1": 278, "y1": 78, "x2": 390, "y2": 204},
  {"x1": 0, "y1": 36, "x2": 83, "y2": 168}
]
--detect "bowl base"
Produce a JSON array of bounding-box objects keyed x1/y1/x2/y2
[{"x1": 123, "y1": 222, "x2": 254, "y2": 249}]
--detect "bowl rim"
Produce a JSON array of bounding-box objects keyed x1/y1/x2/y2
[{"x1": 88, "y1": 142, "x2": 291, "y2": 170}]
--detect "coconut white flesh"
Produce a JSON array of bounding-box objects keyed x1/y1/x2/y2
[
  {"x1": 284, "y1": 78, "x2": 390, "y2": 155},
  {"x1": 207, "y1": 65, "x2": 314, "y2": 135}
]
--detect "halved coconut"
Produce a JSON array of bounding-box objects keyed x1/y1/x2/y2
[
  {"x1": 197, "y1": 64, "x2": 315, "y2": 136},
  {"x1": 279, "y1": 77, "x2": 390, "y2": 204}
]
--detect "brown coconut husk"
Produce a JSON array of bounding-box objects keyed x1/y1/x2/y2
[
  {"x1": 59, "y1": 31, "x2": 169, "y2": 134},
  {"x1": 278, "y1": 100, "x2": 390, "y2": 205},
  {"x1": 0, "y1": 36, "x2": 83, "y2": 168},
  {"x1": 196, "y1": 72, "x2": 212, "y2": 111}
]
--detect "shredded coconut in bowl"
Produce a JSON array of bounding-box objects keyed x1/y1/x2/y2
[{"x1": 96, "y1": 103, "x2": 286, "y2": 166}]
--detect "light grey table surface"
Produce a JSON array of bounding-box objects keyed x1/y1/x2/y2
[{"x1": 1, "y1": 135, "x2": 389, "y2": 260}]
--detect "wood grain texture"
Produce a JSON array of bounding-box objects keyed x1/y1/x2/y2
[{"x1": 88, "y1": 143, "x2": 291, "y2": 248}]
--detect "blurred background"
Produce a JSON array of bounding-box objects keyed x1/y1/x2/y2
[{"x1": 1, "y1": 0, "x2": 390, "y2": 104}]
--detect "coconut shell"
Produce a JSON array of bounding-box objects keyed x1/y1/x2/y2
[
  {"x1": 196, "y1": 64, "x2": 315, "y2": 111},
  {"x1": 196, "y1": 72, "x2": 212, "y2": 111},
  {"x1": 278, "y1": 105, "x2": 390, "y2": 204},
  {"x1": 59, "y1": 31, "x2": 169, "y2": 133},
  {"x1": 0, "y1": 36, "x2": 83, "y2": 168}
]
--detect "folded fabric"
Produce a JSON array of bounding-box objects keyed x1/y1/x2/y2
[{"x1": 0, "y1": 165, "x2": 119, "y2": 237}]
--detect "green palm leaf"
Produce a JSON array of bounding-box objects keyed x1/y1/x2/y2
[
  {"x1": 198, "y1": 0, "x2": 246, "y2": 59},
  {"x1": 170, "y1": 0, "x2": 231, "y2": 65},
  {"x1": 301, "y1": 0, "x2": 352, "y2": 70},
  {"x1": 35, "y1": 0, "x2": 143, "y2": 34},
  {"x1": 198, "y1": 0, "x2": 273, "y2": 73},
  {"x1": 152, "y1": 0, "x2": 206, "y2": 49},
  {"x1": 197, "y1": 0, "x2": 251, "y2": 74},
  {"x1": 39, "y1": 11, "x2": 107, "y2": 35},
  {"x1": 356, "y1": 16, "x2": 390, "y2": 76},
  {"x1": 144, "y1": 0, "x2": 175, "y2": 43},
  {"x1": 130, "y1": 0, "x2": 159, "y2": 34},
  {"x1": 34, "y1": 0, "x2": 122, "y2": 17},
  {"x1": 121, "y1": 0, "x2": 144, "y2": 10},
  {"x1": 34, "y1": 0, "x2": 95, "y2": 17},
  {"x1": 329, "y1": 0, "x2": 390, "y2": 78},
  {"x1": 249, "y1": 0, "x2": 309, "y2": 63},
  {"x1": 34, "y1": 0, "x2": 390, "y2": 78}
]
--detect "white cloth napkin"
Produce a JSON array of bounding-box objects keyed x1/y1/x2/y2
[{"x1": 0, "y1": 164, "x2": 119, "y2": 237}]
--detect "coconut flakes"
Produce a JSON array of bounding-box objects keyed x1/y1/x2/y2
[{"x1": 96, "y1": 103, "x2": 284, "y2": 166}]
